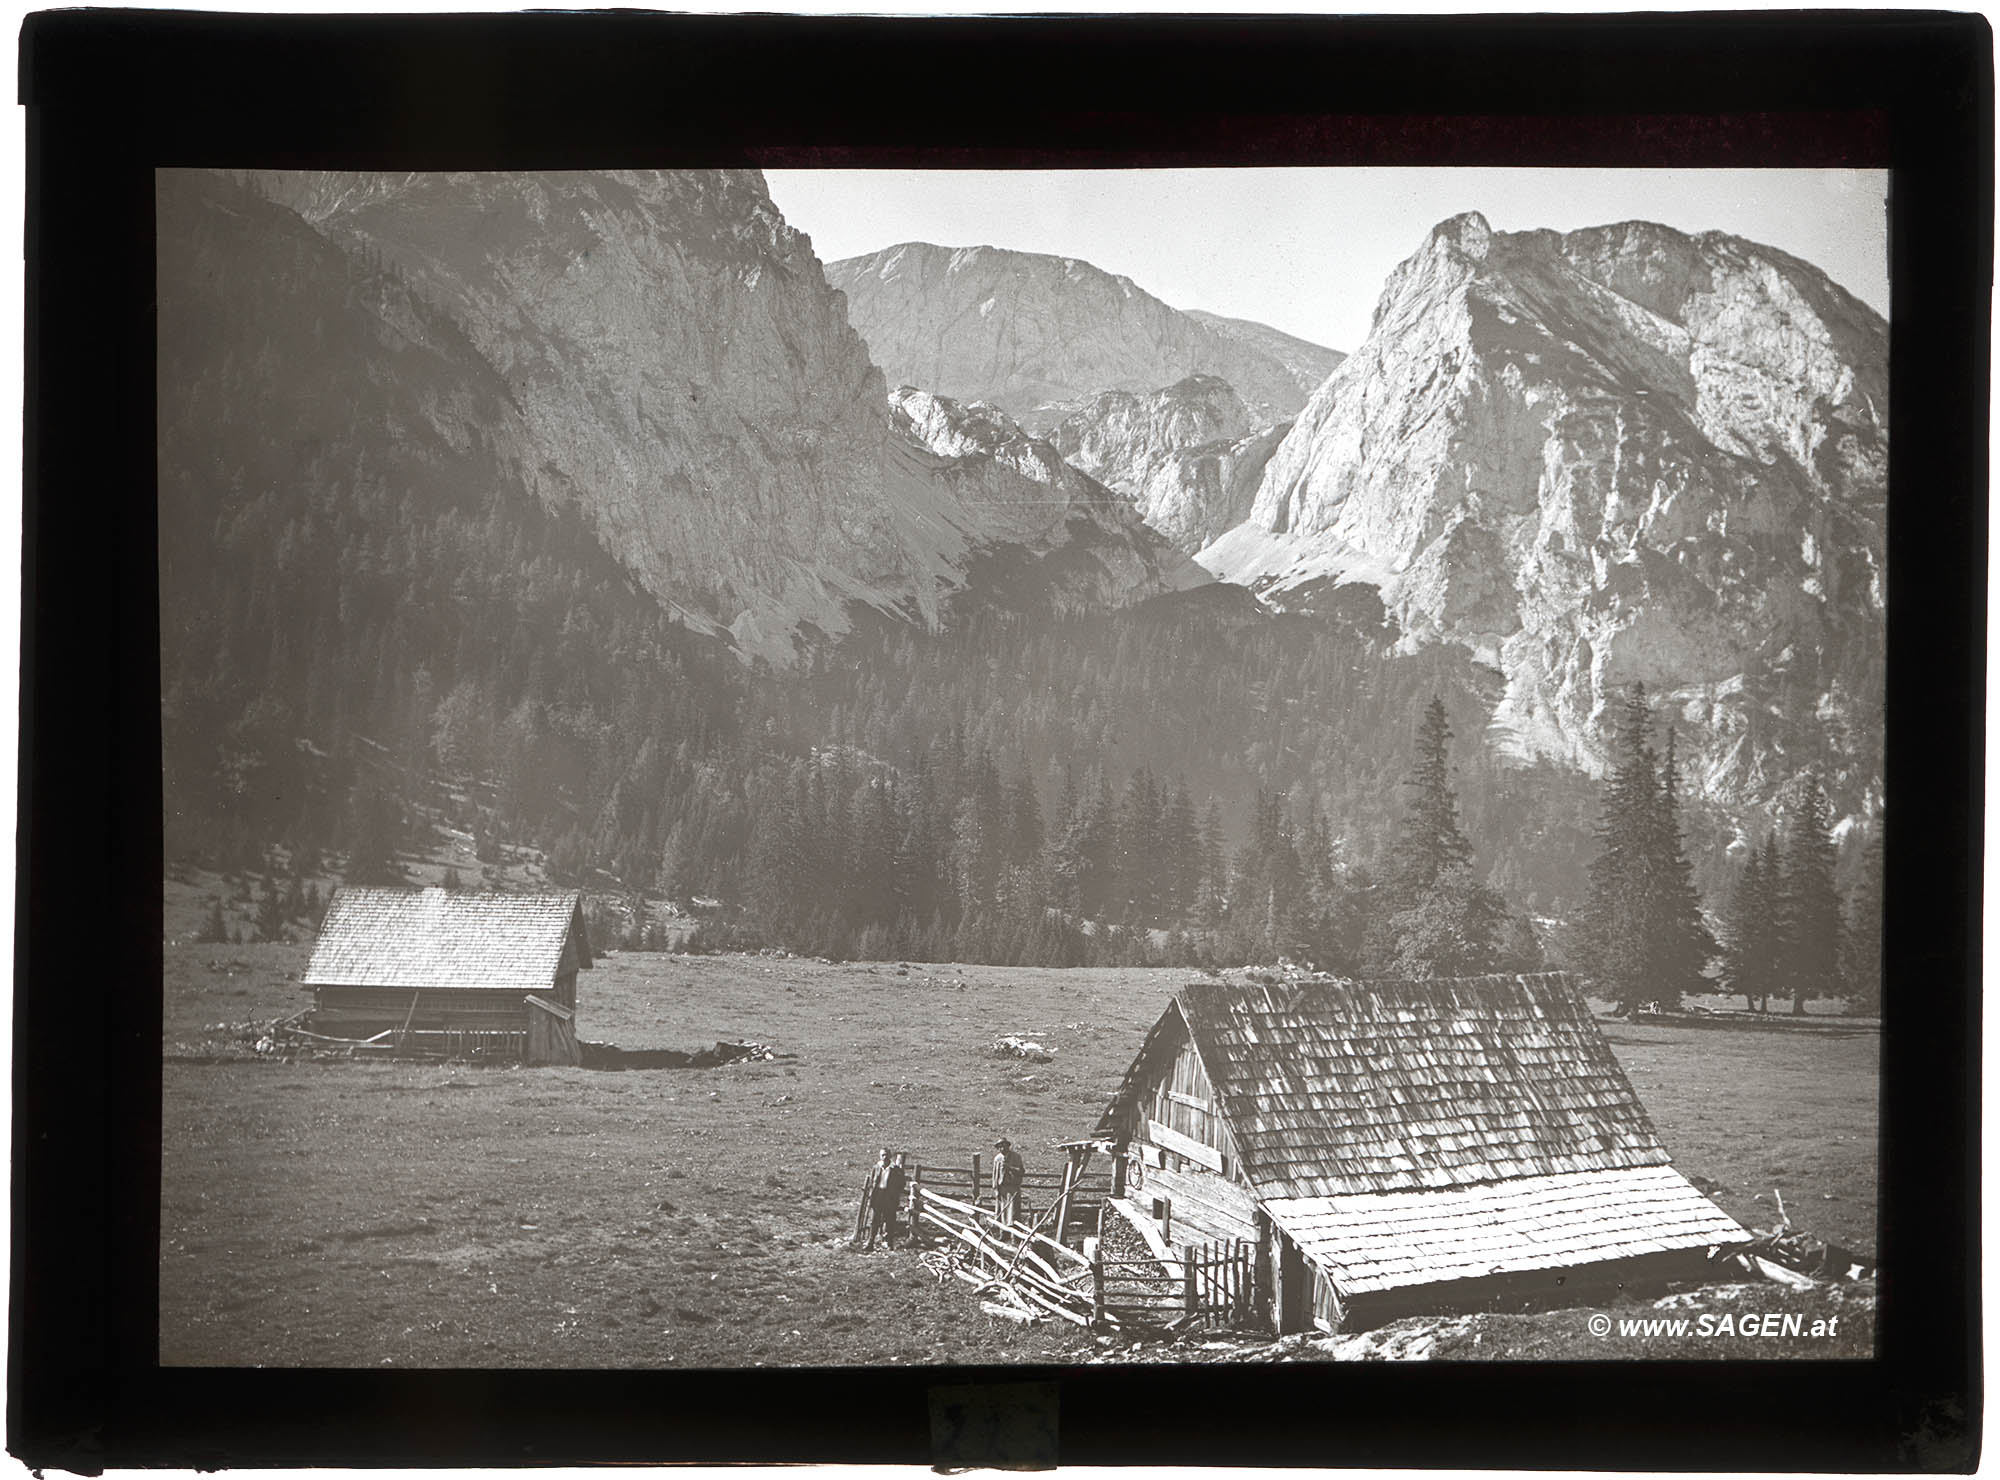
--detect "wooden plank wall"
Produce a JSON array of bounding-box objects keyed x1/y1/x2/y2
[
  {"x1": 525, "y1": 995, "x2": 578, "y2": 1066},
  {"x1": 1130, "y1": 1161, "x2": 1260, "y2": 1246},
  {"x1": 311, "y1": 986, "x2": 535, "y2": 1035},
  {"x1": 1139, "y1": 1037, "x2": 1241, "y2": 1176}
]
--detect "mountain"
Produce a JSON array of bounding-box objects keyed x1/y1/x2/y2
[
  {"x1": 826, "y1": 242, "x2": 1338, "y2": 431},
  {"x1": 1048, "y1": 375, "x2": 1289, "y2": 553},
  {"x1": 236, "y1": 170, "x2": 1197, "y2": 664},
  {"x1": 157, "y1": 169, "x2": 749, "y2": 869},
  {"x1": 887, "y1": 386, "x2": 1211, "y2": 609},
  {"x1": 1182, "y1": 310, "x2": 1346, "y2": 391},
  {"x1": 1200, "y1": 213, "x2": 1887, "y2": 815}
]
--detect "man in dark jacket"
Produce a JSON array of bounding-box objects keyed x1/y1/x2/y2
[
  {"x1": 858, "y1": 1147, "x2": 902, "y2": 1252},
  {"x1": 993, "y1": 1138, "x2": 1025, "y2": 1226}
]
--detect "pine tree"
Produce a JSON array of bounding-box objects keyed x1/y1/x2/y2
[
  {"x1": 1004, "y1": 767, "x2": 1044, "y2": 876},
  {"x1": 254, "y1": 876, "x2": 287, "y2": 941},
  {"x1": 1651, "y1": 728, "x2": 1721, "y2": 1003},
  {"x1": 1723, "y1": 836, "x2": 1782, "y2": 1012},
  {"x1": 1163, "y1": 778, "x2": 1198, "y2": 920},
  {"x1": 199, "y1": 896, "x2": 229, "y2": 944},
  {"x1": 1388, "y1": 863, "x2": 1505, "y2": 978},
  {"x1": 848, "y1": 777, "x2": 902, "y2": 929},
  {"x1": 1581, "y1": 688, "x2": 1658, "y2": 1009},
  {"x1": 1387, "y1": 699, "x2": 1475, "y2": 906},
  {"x1": 1775, "y1": 773, "x2": 1843, "y2": 1015},
  {"x1": 1580, "y1": 689, "x2": 1717, "y2": 1013},
  {"x1": 1196, "y1": 798, "x2": 1228, "y2": 929},
  {"x1": 1842, "y1": 828, "x2": 1883, "y2": 1013},
  {"x1": 1374, "y1": 699, "x2": 1503, "y2": 977}
]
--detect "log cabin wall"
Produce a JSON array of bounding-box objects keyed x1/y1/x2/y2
[
  {"x1": 1127, "y1": 1027, "x2": 1259, "y2": 1247},
  {"x1": 309, "y1": 985, "x2": 536, "y2": 1035}
]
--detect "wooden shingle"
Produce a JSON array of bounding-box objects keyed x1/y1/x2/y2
[
  {"x1": 304, "y1": 887, "x2": 592, "y2": 992},
  {"x1": 1098, "y1": 974, "x2": 1672, "y2": 1199},
  {"x1": 1263, "y1": 1165, "x2": 1748, "y2": 1294}
]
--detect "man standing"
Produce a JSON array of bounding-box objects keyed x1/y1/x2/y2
[
  {"x1": 992, "y1": 1137, "x2": 1025, "y2": 1226},
  {"x1": 881, "y1": 1152, "x2": 910, "y2": 1247},
  {"x1": 860, "y1": 1147, "x2": 900, "y2": 1252}
]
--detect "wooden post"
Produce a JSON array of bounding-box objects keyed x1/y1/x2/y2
[
  {"x1": 972, "y1": 1154, "x2": 984, "y2": 1209},
  {"x1": 1253, "y1": 1210, "x2": 1275, "y2": 1332},
  {"x1": 1271, "y1": 1242, "x2": 1286, "y2": 1335},
  {"x1": 395, "y1": 990, "x2": 421, "y2": 1049},
  {"x1": 1054, "y1": 1156, "x2": 1078, "y2": 1244},
  {"x1": 1111, "y1": 1149, "x2": 1127, "y2": 1199},
  {"x1": 1090, "y1": 1252, "x2": 1106, "y2": 1330},
  {"x1": 1161, "y1": 1198, "x2": 1171, "y2": 1245},
  {"x1": 1185, "y1": 1246, "x2": 1200, "y2": 1322}
]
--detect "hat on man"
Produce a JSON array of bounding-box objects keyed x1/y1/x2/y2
[{"x1": 994, "y1": 1138, "x2": 1010, "y2": 1148}]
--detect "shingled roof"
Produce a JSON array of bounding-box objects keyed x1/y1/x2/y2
[
  {"x1": 1097, "y1": 973, "x2": 1672, "y2": 1200},
  {"x1": 1263, "y1": 1164, "x2": 1747, "y2": 1295},
  {"x1": 304, "y1": 887, "x2": 592, "y2": 992}
]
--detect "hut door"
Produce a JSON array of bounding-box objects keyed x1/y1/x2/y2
[{"x1": 1276, "y1": 1232, "x2": 1311, "y2": 1334}]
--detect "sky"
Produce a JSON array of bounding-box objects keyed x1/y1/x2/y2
[{"x1": 764, "y1": 168, "x2": 1889, "y2": 353}]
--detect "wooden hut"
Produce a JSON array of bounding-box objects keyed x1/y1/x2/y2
[
  {"x1": 1092, "y1": 974, "x2": 1747, "y2": 1333},
  {"x1": 303, "y1": 886, "x2": 592, "y2": 1064}
]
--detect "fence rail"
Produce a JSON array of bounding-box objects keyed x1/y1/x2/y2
[
  {"x1": 911, "y1": 1159, "x2": 1112, "y2": 1244},
  {"x1": 911, "y1": 1179, "x2": 1255, "y2": 1333}
]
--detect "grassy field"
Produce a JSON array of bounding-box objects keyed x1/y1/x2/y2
[{"x1": 162, "y1": 886, "x2": 1879, "y2": 1367}]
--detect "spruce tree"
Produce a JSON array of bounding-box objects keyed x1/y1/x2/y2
[
  {"x1": 1388, "y1": 863, "x2": 1505, "y2": 978},
  {"x1": 1581, "y1": 688, "x2": 1716, "y2": 1013},
  {"x1": 1652, "y1": 728, "x2": 1721, "y2": 1002},
  {"x1": 1776, "y1": 773, "x2": 1843, "y2": 1015},
  {"x1": 1374, "y1": 699, "x2": 1503, "y2": 976},
  {"x1": 1387, "y1": 699, "x2": 1475, "y2": 905},
  {"x1": 1723, "y1": 836, "x2": 1781, "y2": 1012},
  {"x1": 199, "y1": 896, "x2": 229, "y2": 944},
  {"x1": 1196, "y1": 798, "x2": 1228, "y2": 929},
  {"x1": 1842, "y1": 828, "x2": 1883, "y2": 1013}
]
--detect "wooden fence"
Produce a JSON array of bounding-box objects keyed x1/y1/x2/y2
[
  {"x1": 912, "y1": 1184, "x2": 1255, "y2": 1332},
  {"x1": 911, "y1": 1159, "x2": 1113, "y2": 1243}
]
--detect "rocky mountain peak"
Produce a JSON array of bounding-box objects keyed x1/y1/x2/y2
[
  {"x1": 1432, "y1": 209, "x2": 1494, "y2": 260},
  {"x1": 1201, "y1": 212, "x2": 1886, "y2": 816}
]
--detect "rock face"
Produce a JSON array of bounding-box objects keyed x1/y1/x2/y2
[
  {"x1": 234, "y1": 170, "x2": 1198, "y2": 661},
  {"x1": 1200, "y1": 213, "x2": 1887, "y2": 810},
  {"x1": 889, "y1": 387, "x2": 1211, "y2": 609},
  {"x1": 1049, "y1": 376, "x2": 1288, "y2": 553},
  {"x1": 827, "y1": 242, "x2": 1337, "y2": 431}
]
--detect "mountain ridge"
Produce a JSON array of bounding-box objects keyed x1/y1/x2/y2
[{"x1": 827, "y1": 240, "x2": 1340, "y2": 431}]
